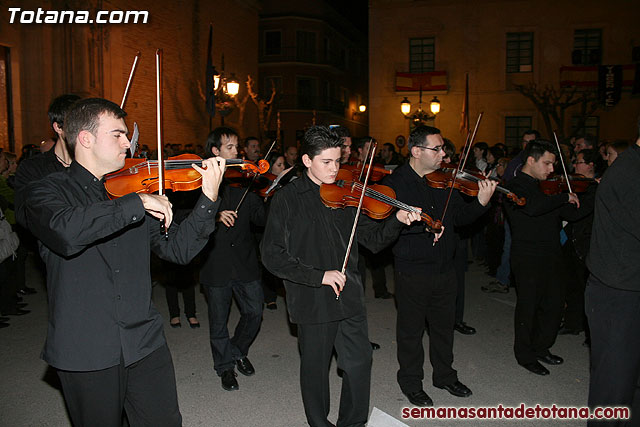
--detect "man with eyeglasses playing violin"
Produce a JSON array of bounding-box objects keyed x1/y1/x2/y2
[
  {"x1": 21, "y1": 98, "x2": 225, "y2": 427},
  {"x1": 383, "y1": 125, "x2": 496, "y2": 407}
]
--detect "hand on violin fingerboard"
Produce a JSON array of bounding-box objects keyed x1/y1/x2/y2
[
  {"x1": 194, "y1": 157, "x2": 226, "y2": 202},
  {"x1": 567, "y1": 193, "x2": 580, "y2": 209},
  {"x1": 216, "y1": 210, "x2": 237, "y2": 227},
  {"x1": 395, "y1": 208, "x2": 422, "y2": 225},
  {"x1": 138, "y1": 194, "x2": 173, "y2": 229},
  {"x1": 476, "y1": 179, "x2": 498, "y2": 206}
]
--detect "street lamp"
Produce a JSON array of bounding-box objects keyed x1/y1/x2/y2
[{"x1": 400, "y1": 87, "x2": 440, "y2": 125}]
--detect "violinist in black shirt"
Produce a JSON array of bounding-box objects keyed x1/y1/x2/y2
[
  {"x1": 261, "y1": 125, "x2": 421, "y2": 427},
  {"x1": 504, "y1": 140, "x2": 590, "y2": 376},
  {"x1": 22, "y1": 98, "x2": 225, "y2": 427}
]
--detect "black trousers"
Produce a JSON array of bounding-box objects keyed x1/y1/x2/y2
[
  {"x1": 586, "y1": 275, "x2": 640, "y2": 427},
  {"x1": 454, "y1": 237, "x2": 468, "y2": 324},
  {"x1": 561, "y1": 243, "x2": 588, "y2": 331},
  {"x1": 297, "y1": 314, "x2": 372, "y2": 427},
  {"x1": 358, "y1": 247, "x2": 390, "y2": 297},
  {"x1": 165, "y1": 284, "x2": 196, "y2": 318},
  {"x1": 57, "y1": 344, "x2": 181, "y2": 427},
  {"x1": 396, "y1": 269, "x2": 458, "y2": 393},
  {"x1": 511, "y1": 254, "x2": 565, "y2": 365}
]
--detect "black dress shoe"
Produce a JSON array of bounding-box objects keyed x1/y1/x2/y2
[
  {"x1": 522, "y1": 361, "x2": 550, "y2": 375},
  {"x1": 265, "y1": 302, "x2": 277, "y2": 311},
  {"x1": 3, "y1": 308, "x2": 30, "y2": 316},
  {"x1": 436, "y1": 380, "x2": 472, "y2": 397},
  {"x1": 187, "y1": 317, "x2": 200, "y2": 329},
  {"x1": 454, "y1": 322, "x2": 476, "y2": 335},
  {"x1": 375, "y1": 291, "x2": 394, "y2": 299},
  {"x1": 236, "y1": 357, "x2": 255, "y2": 376},
  {"x1": 221, "y1": 369, "x2": 239, "y2": 391},
  {"x1": 370, "y1": 342, "x2": 380, "y2": 350},
  {"x1": 404, "y1": 390, "x2": 433, "y2": 407},
  {"x1": 17, "y1": 303, "x2": 28, "y2": 308},
  {"x1": 537, "y1": 354, "x2": 563, "y2": 365},
  {"x1": 0, "y1": 321, "x2": 9, "y2": 328},
  {"x1": 169, "y1": 318, "x2": 181, "y2": 328},
  {"x1": 0, "y1": 316, "x2": 9, "y2": 322},
  {"x1": 18, "y1": 287, "x2": 37, "y2": 295}
]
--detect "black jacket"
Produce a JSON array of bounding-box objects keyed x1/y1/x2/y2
[
  {"x1": 260, "y1": 173, "x2": 404, "y2": 324},
  {"x1": 382, "y1": 162, "x2": 488, "y2": 275},
  {"x1": 504, "y1": 171, "x2": 592, "y2": 258},
  {"x1": 23, "y1": 161, "x2": 220, "y2": 371},
  {"x1": 587, "y1": 144, "x2": 640, "y2": 291},
  {"x1": 199, "y1": 183, "x2": 266, "y2": 286}
]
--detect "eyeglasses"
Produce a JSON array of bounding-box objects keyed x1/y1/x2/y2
[
  {"x1": 416, "y1": 145, "x2": 444, "y2": 153},
  {"x1": 572, "y1": 160, "x2": 587, "y2": 165}
]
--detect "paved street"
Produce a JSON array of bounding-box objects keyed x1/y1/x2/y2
[{"x1": 1, "y1": 254, "x2": 590, "y2": 426}]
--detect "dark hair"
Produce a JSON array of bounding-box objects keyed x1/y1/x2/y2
[
  {"x1": 408, "y1": 125, "x2": 441, "y2": 154},
  {"x1": 243, "y1": 136, "x2": 259, "y2": 147},
  {"x1": 577, "y1": 148, "x2": 605, "y2": 176},
  {"x1": 300, "y1": 125, "x2": 342, "y2": 161},
  {"x1": 576, "y1": 134, "x2": 597, "y2": 148},
  {"x1": 48, "y1": 94, "x2": 81, "y2": 129},
  {"x1": 607, "y1": 140, "x2": 629, "y2": 155},
  {"x1": 205, "y1": 126, "x2": 238, "y2": 157},
  {"x1": 333, "y1": 126, "x2": 351, "y2": 139},
  {"x1": 382, "y1": 142, "x2": 396, "y2": 153},
  {"x1": 522, "y1": 139, "x2": 557, "y2": 162},
  {"x1": 64, "y1": 98, "x2": 126, "y2": 159},
  {"x1": 266, "y1": 151, "x2": 284, "y2": 172},
  {"x1": 353, "y1": 137, "x2": 374, "y2": 152},
  {"x1": 488, "y1": 145, "x2": 505, "y2": 162},
  {"x1": 522, "y1": 129, "x2": 541, "y2": 141},
  {"x1": 442, "y1": 138, "x2": 456, "y2": 161},
  {"x1": 473, "y1": 142, "x2": 489, "y2": 159}
]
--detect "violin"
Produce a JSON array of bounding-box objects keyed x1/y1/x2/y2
[
  {"x1": 539, "y1": 174, "x2": 596, "y2": 195},
  {"x1": 104, "y1": 153, "x2": 269, "y2": 199},
  {"x1": 426, "y1": 165, "x2": 526, "y2": 206},
  {"x1": 223, "y1": 168, "x2": 279, "y2": 197},
  {"x1": 340, "y1": 162, "x2": 391, "y2": 182},
  {"x1": 320, "y1": 179, "x2": 443, "y2": 233}
]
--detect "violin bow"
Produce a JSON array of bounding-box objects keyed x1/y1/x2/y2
[
  {"x1": 155, "y1": 49, "x2": 168, "y2": 239},
  {"x1": 436, "y1": 112, "x2": 483, "y2": 239},
  {"x1": 120, "y1": 51, "x2": 140, "y2": 110},
  {"x1": 337, "y1": 141, "x2": 378, "y2": 300},
  {"x1": 552, "y1": 131, "x2": 573, "y2": 194},
  {"x1": 232, "y1": 139, "x2": 277, "y2": 214},
  {"x1": 358, "y1": 139, "x2": 374, "y2": 182}
]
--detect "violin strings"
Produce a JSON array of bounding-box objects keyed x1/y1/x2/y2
[{"x1": 348, "y1": 182, "x2": 420, "y2": 215}]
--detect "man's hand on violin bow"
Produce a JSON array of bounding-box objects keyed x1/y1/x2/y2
[
  {"x1": 477, "y1": 179, "x2": 498, "y2": 206},
  {"x1": 216, "y1": 210, "x2": 238, "y2": 227},
  {"x1": 194, "y1": 157, "x2": 226, "y2": 202},
  {"x1": 395, "y1": 208, "x2": 422, "y2": 225},
  {"x1": 567, "y1": 192, "x2": 580, "y2": 209},
  {"x1": 138, "y1": 194, "x2": 173, "y2": 229},
  {"x1": 322, "y1": 270, "x2": 346, "y2": 297}
]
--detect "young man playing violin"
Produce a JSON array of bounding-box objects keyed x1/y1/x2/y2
[
  {"x1": 199, "y1": 126, "x2": 267, "y2": 392},
  {"x1": 261, "y1": 125, "x2": 421, "y2": 427},
  {"x1": 382, "y1": 125, "x2": 497, "y2": 407},
  {"x1": 21, "y1": 98, "x2": 225, "y2": 427},
  {"x1": 503, "y1": 140, "x2": 591, "y2": 376}
]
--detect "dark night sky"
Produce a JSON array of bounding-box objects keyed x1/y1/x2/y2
[{"x1": 325, "y1": 0, "x2": 368, "y2": 34}]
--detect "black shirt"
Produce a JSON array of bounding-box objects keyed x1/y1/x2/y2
[
  {"x1": 23, "y1": 161, "x2": 220, "y2": 371},
  {"x1": 504, "y1": 170, "x2": 590, "y2": 257},
  {"x1": 14, "y1": 144, "x2": 66, "y2": 228},
  {"x1": 199, "y1": 183, "x2": 266, "y2": 286},
  {"x1": 587, "y1": 144, "x2": 640, "y2": 291},
  {"x1": 260, "y1": 173, "x2": 404, "y2": 324},
  {"x1": 383, "y1": 162, "x2": 488, "y2": 275}
]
